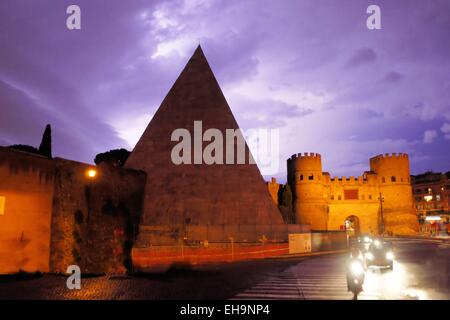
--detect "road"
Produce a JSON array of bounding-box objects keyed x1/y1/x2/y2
[
  {"x1": 232, "y1": 239, "x2": 450, "y2": 300},
  {"x1": 0, "y1": 239, "x2": 448, "y2": 300}
]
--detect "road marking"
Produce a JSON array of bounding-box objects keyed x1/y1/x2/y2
[{"x1": 232, "y1": 255, "x2": 386, "y2": 300}]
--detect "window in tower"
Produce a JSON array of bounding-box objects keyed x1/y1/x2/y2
[
  {"x1": 299, "y1": 174, "x2": 303, "y2": 181},
  {"x1": 344, "y1": 189, "x2": 359, "y2": 200},
  {"x1": 391, "y1": 176, "x2": 396, "y2": 182},
  {"x1": 308, "y1": 174, "x2": 314, "y2": 180},
  {"x1": 382, "y1": 177, "x2": 386, "y2": 183}
]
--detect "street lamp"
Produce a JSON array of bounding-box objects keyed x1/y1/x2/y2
[
  {"x1": 377, "y1": 192, "x2": 385, "y2": 235},
  {"x1": 85, "y1": 168, "x2": 97, "y2": 223},
  {"x1": 86, "y1": 168, "x2": 97, "y2": 178}
]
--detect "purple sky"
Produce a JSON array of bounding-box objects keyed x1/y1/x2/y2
[{"x1": 1, "y1": 0, "x2": 449, "y2": 182}]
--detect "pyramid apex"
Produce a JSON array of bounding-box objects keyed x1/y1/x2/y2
[{"x1": 191, "y1": 44, "x2": 206, "y2": 59}]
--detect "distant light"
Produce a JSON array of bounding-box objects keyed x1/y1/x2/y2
[
  {"x1": 423, "y1": 195, "x2": 433, "y2": 202},
  {"x1": 86, "y1": 169, "x2": 97, "y2": 178},
  {"x1": 425, "y1": 216, "x2": 441, "y2": 221}
]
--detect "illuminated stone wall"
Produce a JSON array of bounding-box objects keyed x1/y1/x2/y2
[
  {"x1": 266, "y1": 177, "x2": 281, "y2": 205},
  {"x1": 0, "y1": 147, "x2": 146, "y2": 275},
  {"x1": 0, "y1": 147, "x2": 54, "y2": 274},
  {"x1": 49, "y1": 159, "x2": 146, "y2": 274},
  {"x1": 286, "y1": 152, "x2": 419, "y2": 235}
]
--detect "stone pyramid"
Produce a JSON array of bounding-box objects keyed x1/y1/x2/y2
[{"x1": 125, "y1": 46, "x2": 285, "y2": 245}]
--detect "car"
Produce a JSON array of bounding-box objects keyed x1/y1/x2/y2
[
  {"x1": 349, "y1": 234, "x2": 372, "y2": 246},
  {"x1": 349, "y1": 234, "x2": 373, "y2": 252},
  {"x1": 364, "y1": 239, "x2": 394, "y2": 269}
]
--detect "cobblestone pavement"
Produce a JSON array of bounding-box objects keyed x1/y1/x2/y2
[{"x1": 0, "y1": 257, "x2": 309, "y2": 300}]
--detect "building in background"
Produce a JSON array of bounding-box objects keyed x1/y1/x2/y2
[
  {"x1": 411, "y1": 172, "x2": 450, "y2": 236},
  {"x1": 282, "y1": 153, "x2": 419, "y2": 236}
]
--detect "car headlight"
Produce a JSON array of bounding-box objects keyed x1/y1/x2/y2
[
  {"x1": 386, "y1": 251, "x2": 394, "y2": 260},
  {"x1": 364, "y1": 236, "x2": 371, "y2": 243},
  {"x1": 365, "y1": 252, "x2": 374, "y2": 261},
  {"x1": 350, "y1": 261, "x2": 364, "y2": 276}
]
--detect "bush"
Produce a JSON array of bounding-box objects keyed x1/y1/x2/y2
[
  {"x1": 8, "y1": 144, "x2": 40, "y2": 155},
  {"x1": 94, "y1": 148, "x2": 130, "y2": 167}
]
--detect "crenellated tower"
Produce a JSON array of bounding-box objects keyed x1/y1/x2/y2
[
  {"x1": 287, "y1": 153, "x2": 328, "y2": 230},
  {"x1": 369, "y1": 153, "x2": 418, "y2": 234}
]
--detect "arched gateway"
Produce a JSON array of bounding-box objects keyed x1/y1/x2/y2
[{"x1": 344, "y1": 215, "x2": 360, "y2": 236}]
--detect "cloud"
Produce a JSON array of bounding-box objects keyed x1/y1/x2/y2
[
  {"x1": 383, "y1": 71, "x2": 404, "y2": 83},
  {"x1": 402, "y1": 102, "x2": 439, "y2": 121},
  {"x1": 441, "y1": 123, "x2": 450, "y2": 140},
  {"x1": 228, "y1": 95, "x2": 314, "y2": 130},
  {"x1": 423, "y1": 130, "x2": 438, "y2": 144},
  {"x1": 0, "y1": 79, "x2": 116, "y2": 162},
  {"x1": 346, "y1": 48, "x2": 377, "y2": 68},
  {"x1": 1, "y1": 0, "x2": 450, "y2": 176}
]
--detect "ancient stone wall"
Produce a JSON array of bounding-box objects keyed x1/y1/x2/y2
[
  {"x1": 266, "y1": 177, "x2": 281, "y2": 205},
  {"x1": 288, "y1": 153, "x2": 327, "y2": 229},
  {"x1": 0, "y1": 147, "x2": 146, "y2": 275},
  {"x1": 0, "y1": 147, "x2": 54, "y2": 274},
  {"x1": 50, "y1": 159, "x2": 146, "y2": 274},
  {"x1": 286, "y1": 152, "x2": 419, "y2": 235}
]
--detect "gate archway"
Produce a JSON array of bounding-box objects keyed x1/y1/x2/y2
[{"x1": 344, "y1": 215, "x2": 360, "y2": 237}]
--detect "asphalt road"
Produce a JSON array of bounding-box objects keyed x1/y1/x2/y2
[
  {"x1": 233, "y1": 239, "x2": 450, "y2": 300},
  {"x1": 0, "y1": 239, "x2": 448, "y2": 300}
]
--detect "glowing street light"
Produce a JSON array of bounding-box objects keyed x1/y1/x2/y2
[
  {"x1": 86, "y1": 168, "x2": 97, "y2": 178},
  {"x1": 85, "y1": 168, "x2": 97, "y2": 224}
]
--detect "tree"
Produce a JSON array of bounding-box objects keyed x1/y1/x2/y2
[
  {"x1": 38, "y1": 124, "x2": 52, "y2": 158},
  {"x1": 8, "y1": 144, "x2": 40, "y2": 155},
  {"x1": 94, "y1": 148, "x2": 130, "y2": 167},
  {"x1": 278, "y1": 184, "x2": 295, "y2": 224}
]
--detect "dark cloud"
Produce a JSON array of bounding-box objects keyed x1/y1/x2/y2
[
  {"x1": 0, "y1": 79, "x2": 108, "y2": 162},
  {"x1": 383, "y1": 71, "x2": 404, "y2": 83},
  {"x1": 0, "y1": 0, "x2": 449, "y2": 176},
  {"x1": 346, "y1": 47, "x2": 377, "y2": 68}
]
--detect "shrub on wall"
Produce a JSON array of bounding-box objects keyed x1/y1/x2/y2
[{"x1": 94, "y1": 149, "x2": 130, "y2": 167}]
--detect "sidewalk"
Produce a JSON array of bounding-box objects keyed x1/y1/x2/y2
[
  {"x1": 270, "y1": 249, "x2": 349, "y2": 260},
  {"x1": 384, "y1": 235, "x2": 450, "y2": 243}
]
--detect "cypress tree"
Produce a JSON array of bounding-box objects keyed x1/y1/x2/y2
[{"x1": 38, "y1": 124, "x2": 52, "y2": 158}]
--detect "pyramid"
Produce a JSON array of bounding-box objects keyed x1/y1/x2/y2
[{"x1": 125, "y1": 46, "x2": 285, "y2": 245}]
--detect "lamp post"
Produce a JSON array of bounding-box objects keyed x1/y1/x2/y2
[
  {"x1": 378, "y1": 192, "x2": 385, "y2": 235},
  {"x1": 85, "y1": 168, "x2": 97, "y2": 223}
]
